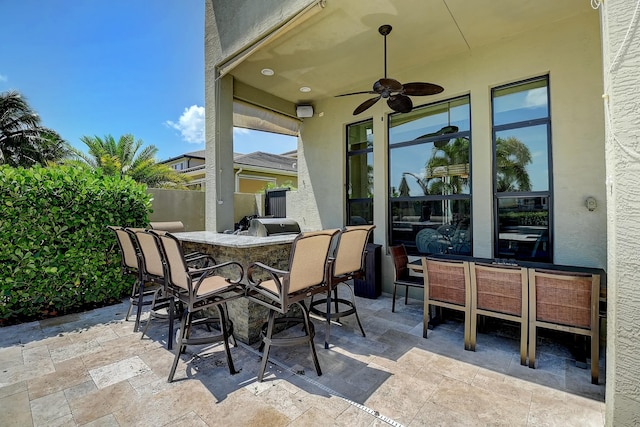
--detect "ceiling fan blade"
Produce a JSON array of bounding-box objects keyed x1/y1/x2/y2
[
  {"x1": 388, "y1": 94, "x2": 413, "y2": 113},
  {"x1": 374, "y1": 78, "x2": 403, "y2": 93},
  {"x1": 353, "y1": 96, "x2": 381, "y2": 115},
  {"x1": 402, "y1": 82, "x2": 444, "y2": 96},
  {"x1": 335, "y1": 90, "x2": 377, "y2": 97}
]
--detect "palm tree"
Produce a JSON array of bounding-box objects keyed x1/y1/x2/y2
[
  {"x1": 420, "y1": 136, "x2": 531, "y2": 194},
  {"x1": 424, "y1": 137, "x2": 470, "y2": 195},
  {"x1": 0, "y1": 90, "x2": 70, "y2": 167},
  {"x1": 72, "y1": 134, "x2": 190, "y2": 188},
  {"x1": 495, "y1": 136, "x2": 532, "y2": 192}
]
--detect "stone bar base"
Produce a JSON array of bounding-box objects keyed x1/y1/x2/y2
[{"x1": 177, "y1": 232, "x2": 295, "y2": 344}]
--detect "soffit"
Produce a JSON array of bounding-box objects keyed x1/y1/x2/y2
[{"x1": 226, "y1": 0, "x2": 590, "y2": 107}]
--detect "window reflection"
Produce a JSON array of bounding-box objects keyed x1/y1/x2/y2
[
  {"x1": 495, "y1": 126, "x2": 548, "y2": 192},
  {"x1": 347, "y1": 120, "x2": 374, "y2": 225},
  {"x1": 492, "y1": 76, "x2": 552, "y2": 263},
  {"x1": 389, "y1": 96, "x2": 472, "y2": 255},
  {"x1": 497, "y1": 197, "x2": 549, "y2": 261}
]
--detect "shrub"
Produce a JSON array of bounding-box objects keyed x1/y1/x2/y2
[
  {"x1": 502, "y1": 211, "x2": 549, "y2": 226},
  {"x1": 0, "y1": 165, "x2": 151, "y2": 323}
]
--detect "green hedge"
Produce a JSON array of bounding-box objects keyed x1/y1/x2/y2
[
  {"x1": 502, "y1": 211, "x2": 548, "y2": 226},
  {"x1": 0, "y1": 165, "x2": 151, "y2": 323}
]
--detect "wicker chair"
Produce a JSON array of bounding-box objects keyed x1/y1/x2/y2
[
  {"x1": 469, "y1": 262, "x2": 528, "y2": 365},
  {"x1": 108, "y1": 226, "x2": 158, "y2": 333},
  {"x1": 309, "y1": 225, "x2": 375, "y2": 348},
  {"x1": 246, "y1": 229, "x2": 340, "y2": 382},
  {"x1": 528, "y1": 268, "x2": 600, "y2": 384},
  {"x1": 390, "y1": 245, "x2": 424, "y2": 312},
  {"x1": 150, "y1": 230, "x2": 245, "y2": 383},
  {"x1": 422, "y1": 257, "x2": 472, "y2": 350}
]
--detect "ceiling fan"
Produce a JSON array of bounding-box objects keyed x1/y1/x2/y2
[{"x1": 336, "y1": 24, "x2": 444, "y2": 115}]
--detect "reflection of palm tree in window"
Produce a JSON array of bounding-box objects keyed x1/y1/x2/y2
[
  {"x1": 495, "y1": 136, "x2": 531, "y2": 192},
  {"x1": 425, "y1": 137, "x2": 470, "y2": 195}
]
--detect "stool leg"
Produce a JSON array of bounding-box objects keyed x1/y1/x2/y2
[
  {"x1": 299, "y1": 302, "x2": 321, "y2": 377},
  {"x1": 133, "y1": 281, "x2": 145, "y2": 332},
  {"x1": 392, "y1": 283, "x2": 398, "y2": 312},
  {"x1": 324, "y1": 288, "x2": 332, "y2": 349},
  {"x1": 168, "y1": 309, "x2": 189, "y2": 382},
  {"x1": 258, "y1": 310, "x2": 276, "y2": 382},
  {"x1": 217, "y1": 304, "x2": 237, "y2": 375}
]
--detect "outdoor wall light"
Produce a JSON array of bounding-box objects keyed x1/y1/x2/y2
[
  {"x1": 261, "y1": 68, "x2": 274, "y2": 76},
  {"x1": 585, "y1": 196, "x2": 597, "y2": 211}
]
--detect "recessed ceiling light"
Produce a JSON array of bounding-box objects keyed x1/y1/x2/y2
[
  {"x1": 261, "y1": 68, "x2": 274, "y2": 76},
  {"x1": 299, "y1": 86, "x2": 311, "y2": 93}
]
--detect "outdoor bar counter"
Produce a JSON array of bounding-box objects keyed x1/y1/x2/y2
[{"x1": 173, "y1": 231, "x2": 297, "y2": 344}]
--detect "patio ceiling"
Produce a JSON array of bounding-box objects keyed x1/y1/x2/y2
[{"x1": 227, "y1": 0, "x2": 589, "y2": 111}]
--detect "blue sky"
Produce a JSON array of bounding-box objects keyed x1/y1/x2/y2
[{"x1": 0, "y1": 0, "x2": 297, "y2": 161}]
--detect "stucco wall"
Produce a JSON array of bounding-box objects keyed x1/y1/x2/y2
[
  {"x1": 234, "y1": 192, "x2": 264, "y2": 223},
  {"x1": 287, "y1": 10, "x2": 606, "y2": 291},
  {"x1": 207, "y1": 0, "x2": 315, "y2": 64},
  {"x1": 149, "y1": 189, "x2": 265, "y2": 232},
  {"x1": 148, "y1": 188, "x2": 205, "y2": 231},
  {"x1": 600, "y1": 1, "x2": 640, "y2": 425}
]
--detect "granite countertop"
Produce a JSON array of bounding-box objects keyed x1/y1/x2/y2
[{"x1": 173, "y1": 231, "x2": 297, "y2": 248}]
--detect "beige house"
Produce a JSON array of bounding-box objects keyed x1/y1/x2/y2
[
  {"x1": 162, "y1": 149, "x2": 297, "y2": 192},
  {"x1": 203, "y1": 1, "x2": 640, "y2": 423}
]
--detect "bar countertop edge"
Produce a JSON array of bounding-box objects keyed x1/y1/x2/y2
[{"x1": 173, "y1": 231, "x2": 297, "y2": 248}]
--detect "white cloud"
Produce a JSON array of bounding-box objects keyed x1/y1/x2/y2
[
  {"x1": 165, "y1": 105, "x2": 205, "y2": 144},
  {"x1": 524, "y1": 87, "x2": 547, "y2": 108},
  {"x1": 0, "y1": 74, "x2": 7, "y2": 82},
  {"x1": 233, "y1": 127, "x2": 250, "y2": 135}
]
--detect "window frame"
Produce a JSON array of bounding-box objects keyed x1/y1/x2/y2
[
  {"x1": 491, "y1": 75, "x2": 554, "y2": 263},
  {"x1": 387, "y1": 95, "x2": 473, "y2": 255},
  {"x1": 346, "y1": 118, "x2": 374, "y2": 226}
]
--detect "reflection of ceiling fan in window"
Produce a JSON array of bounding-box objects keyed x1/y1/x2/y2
[{"x1": 336, "y1": 24, "x2": 444, "y2": 115}]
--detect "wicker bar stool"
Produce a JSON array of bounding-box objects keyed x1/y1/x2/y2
[
  {"x1": 422, "y1": 257, "x2": 472, "y2": 350},
  {"x1": 528, "y1": 268, "x2": 600, "y2": 384},
  {"x1": 469, "y1": 262, "x2": 528, "y2": 365}
]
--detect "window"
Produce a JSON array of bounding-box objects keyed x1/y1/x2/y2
[
  {"x1": 388, "y1": 96, "x2": 472, "y2": 255},
  {"x1": 346, "y1": 120, "x2": 373, "y2": 225},
  {"x1": 492, "y1": 76, "x2": 552, "y2": 262}
]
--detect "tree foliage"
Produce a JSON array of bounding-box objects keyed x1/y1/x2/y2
[
  {"x1": 71, "y1": 134, "x2": 191, "y2": 188},
  {"x1": 0, "y1": 165, "x2": 151, "y2": 323},
  {"x1": 495, "y1": 136, "x2": 532, "y2": 192},
  {"x1": 0, "y1": 90, "x2": 71, "y2": 167},
  {"x1": 419, "y1": 136, "x2": 532, "y2": 194}
]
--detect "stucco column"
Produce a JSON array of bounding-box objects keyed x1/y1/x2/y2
[
  {"x1": 204, "y1": 71, "x2": 235, "y2": 232},
  {"x1": 600, "y1": 1, "x2": 640, "y2": 425}
]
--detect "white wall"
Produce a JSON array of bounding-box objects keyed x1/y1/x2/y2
[
  {"x1": 287, "y1": 10, "x2": 606, "y2": 288},
  {"x1": 288, "y1": 10, "x2": 606, "y2": 291}
]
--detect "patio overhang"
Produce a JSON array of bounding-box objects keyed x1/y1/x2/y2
[{"x1": 211, "y1": 0, "x2": 591, "y2": 119}]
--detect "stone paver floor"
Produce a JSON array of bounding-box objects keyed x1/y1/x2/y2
[{"x1": 0, "y1": 291, "x2": 605, "y2": 426}]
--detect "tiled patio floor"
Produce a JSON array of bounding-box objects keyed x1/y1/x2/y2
[{"x1": 0, "y1": 291, "x2": 605, "y2": 426}]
